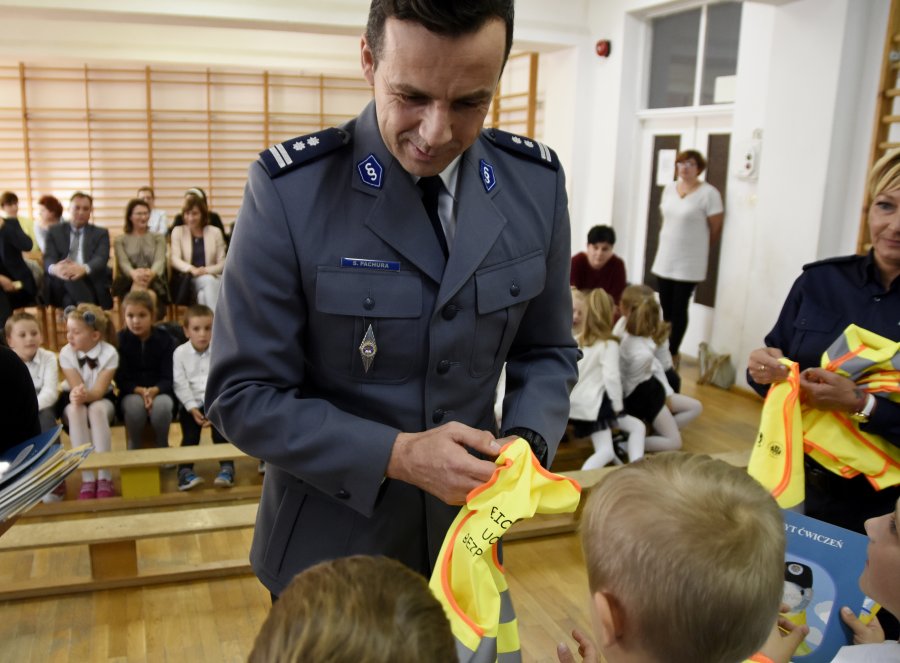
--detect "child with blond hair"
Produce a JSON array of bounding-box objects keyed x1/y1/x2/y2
[
  {"x1": 249, "y1": 555, "x2": 457, "y2": 663},
  {"x1": 569, "y1": 288, "x2": 645, "y2": 468},
  {"x1": 59, "y1": 304, "x2": 118, "y2": 499},
  {"x1": 619, "y1": 296, "x2": 702, "y2": 451},
  {"x1": 558, "y1": 453, "x2": 785, "y2": 663}
]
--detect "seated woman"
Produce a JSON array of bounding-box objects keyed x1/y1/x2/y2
[
  {"x1": 0, "y1": 214, "x2": 37, "y2": 328},
  {"x1": 168, "y1": 187, "x2": 227, "y2": 239},
  {"x1": 169, "y1": 194, "x2": 226, "y2": 311},
  {"x1": 34, "y1": 194, "x2": 63, "y2": 255},
  {"x1": 112, "y1": 198, "x2": 169, "y2": 316}
]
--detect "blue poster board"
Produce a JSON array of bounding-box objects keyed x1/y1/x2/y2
[{"x1": 782, "y1": 510, "x2": 870, "y2": 662}]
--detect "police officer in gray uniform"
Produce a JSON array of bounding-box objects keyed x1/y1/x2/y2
[{"x1": 206, "y1": 0, "x2": 579, "y2": 596}]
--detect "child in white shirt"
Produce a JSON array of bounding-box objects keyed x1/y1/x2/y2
[
  {"x1": 616, "y1": 286, "x2": 702, "y2": 441},
  {"x1": 569, "y1": 288, "x2": 645, "y2": 469},
  {"x1": 5, "y1": 311, "x2": 58, "y2": 432},
  {"x1": 172, "y1": 304, "x2": 234, "y2": 490},
  {"x1": 59, "y1": 304, "x2": 118, "y2": 499}
]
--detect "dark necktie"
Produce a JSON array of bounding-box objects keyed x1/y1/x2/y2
[
  {"x1": 78, "y1": 356, "x2": 98, "y2": 369},
  {"x1": 418, "y1": 176, "x2": 449, "y2": 259}
]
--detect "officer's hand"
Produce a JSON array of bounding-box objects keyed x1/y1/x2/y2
[
  {"x1": 799, "y1": 368, "x2": 865, "y2": 412},
  {"x1": 556, "y1": 628, "x2": 599, "y2": 663},
  {"x1": 841, "y1": 607, "x2": 884, "y2": 645},
  {"x1": 387, "y1": 422, "x2": 501, "y2": 505},
  {"x1": 748, "y1": 347, "x2": 788, "y2": 385}
]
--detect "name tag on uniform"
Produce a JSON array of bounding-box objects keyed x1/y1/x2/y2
[{"x1": 341, "y1": 257, "x2": 400, "y2": 271}]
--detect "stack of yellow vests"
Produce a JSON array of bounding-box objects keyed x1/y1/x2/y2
[
  {"x1": 749, "y1": 324, "x2": 900, "y2": 507},
  {"x1": 429, "y1": 438, "x2": 581, "y2": 663}
]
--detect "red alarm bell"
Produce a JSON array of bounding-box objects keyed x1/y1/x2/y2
[{"x1": 595, "y1": 40, "x2": 611, "y2": 58}]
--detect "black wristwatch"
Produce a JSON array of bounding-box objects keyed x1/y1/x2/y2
[{"x1": 503, "y1": 427, "x2": 549, "y2": 468}]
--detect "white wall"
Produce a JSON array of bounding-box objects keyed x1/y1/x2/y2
[
  {"x1": 568, "y1": 0, "x2": 885, "y2": 377},
  {"x1": 713, "y1": 0, "x2": 887, "y2": 386}
]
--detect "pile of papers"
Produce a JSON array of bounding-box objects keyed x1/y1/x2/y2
[{"x1": 0, "y1": 426, "x2": 92, "y2": 522}]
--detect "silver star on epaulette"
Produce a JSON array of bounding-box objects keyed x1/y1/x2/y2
[
  {"x1": 511, "y1": 136, "x2": 522, "y2": 144},
  {"x1": 307, "y1": 136, "x2": 320, "y2": 147},
  {"x1": 293, "y1": 141, "x2": 305, "y2": 151},
  {"x1": 524, "y1": 140, "x2": 534, "y2": 148}
]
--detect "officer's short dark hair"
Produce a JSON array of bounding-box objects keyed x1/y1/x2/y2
[
  {"x1": 366, "y1": 0, "x2": 514, "y2": 67},
  {"x1": 587, "y1": 225, "x2": 615, "y2": 246},
  {"x1": 0, "y1": 191, "x2": 18, "y2": 207}
]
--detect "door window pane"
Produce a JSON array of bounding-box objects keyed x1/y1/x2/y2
[
  {"x1": 647, "y1": 8, "x2": 701, "y2": 109},
  {"x1": 701, "y1": 3, "x2": 742, "y2": 105}
]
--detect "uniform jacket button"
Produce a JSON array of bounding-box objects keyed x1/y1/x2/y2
[
  {"x1": 437, "y1": 359, "x2": 451, "y2": 374},
  {"x1": 335, "y1": 489, "x2": 351, "y2": 500},
  {"x1": 432, "y1": 408, "x2": 445, "y2": 424},
  {"x1": 442, "y1": 304, "x2": 458, "y2": 320},
  {"x1": 363, "y1": 297, "x2": 375, "y2": 310},
  {"x1": 509, "y1": 283, "x2": 520, "y2": 297}
]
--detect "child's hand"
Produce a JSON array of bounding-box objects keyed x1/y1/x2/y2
[
  {"x1": 70, "y1": 384, "x2": 87, "y2": 405},
  {"x1": 143, "y1": 390, "x2": 154, "y2": 410},
  {"x1": 556, "y1": 628, "x2": 599, "y2": 663},
  {"x1": 841, "y1": 607, "x2": 884, "y2": 645},
  {"x1": 758, "y1": 608, "x2": 808, "y2": 663},
  {"x1": 191, "y1": 408, "x2": 207, "y2": 427}
]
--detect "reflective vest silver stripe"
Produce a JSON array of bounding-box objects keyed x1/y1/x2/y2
[{"x1": 453, "y1": 588, "x2": 520, "y2": 662}]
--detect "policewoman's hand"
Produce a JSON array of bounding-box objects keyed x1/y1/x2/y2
[
  {"x1": 748, "y1": 347, "x2": 789, "y2": 385},
  {"x1": 799, "y1": 368, "x2": 866, "y2": 412}
]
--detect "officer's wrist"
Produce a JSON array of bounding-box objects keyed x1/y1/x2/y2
[{"x1": 503, "y1": 427, "x2": 548, "y2": 467}]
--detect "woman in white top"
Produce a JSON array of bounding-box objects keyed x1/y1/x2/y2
[{"x1": 650, "y1": 149, "x2": 724, "y2": 362}]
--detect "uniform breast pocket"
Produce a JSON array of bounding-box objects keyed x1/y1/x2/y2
[
  {"x1": 314, "y1": 267, "x2": 423, "y2": 383},
  {"x1": 791, "y1": 299, "x2": 841, "y2": 357},
  {"x1": 471, "y1": 250, "x2": 546, "y2": 377}
]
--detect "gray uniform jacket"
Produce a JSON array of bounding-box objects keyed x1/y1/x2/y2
[{"x1": 206, "y1": 101, "x2": 578, "y2": 594}]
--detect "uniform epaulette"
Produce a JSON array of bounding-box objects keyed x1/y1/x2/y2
[
  {"x1": 259, "y1": 127, "x2": 351, "y2": 178},
  {"x1": 801, "y1": 254, "x2": 864, "y2": 271},
  {"x1": 481, "y1": 128, "x2": 559, "y2": 171}
]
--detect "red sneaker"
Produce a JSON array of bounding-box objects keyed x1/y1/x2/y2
[
  {"x1": 78, "y1": 481, "x2": 97, "y2": 500},
  {"x1": 96, "y1": 478, "x2": 115, "y2": 499}
]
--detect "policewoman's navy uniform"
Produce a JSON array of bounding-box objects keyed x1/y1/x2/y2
[{"x1": 206, "y1": 101, "x2": 579, "y2": 595}]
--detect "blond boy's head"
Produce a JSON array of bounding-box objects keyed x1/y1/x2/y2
[
  {"x1": 581, "y1": 453, "x2": 784, "y2": 663},
  {"x1": 249, "y1": 555, "x2": 456, "y2": 663}
]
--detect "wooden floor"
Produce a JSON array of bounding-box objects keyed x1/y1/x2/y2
[{"x1": 0, "y1": 360, "x2": 763, "y2": 662}]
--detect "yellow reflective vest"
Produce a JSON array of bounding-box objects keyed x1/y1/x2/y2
[
  {"x1": 429, "y1": 438, "x2": 581, "y2": 663},
  {"x1": 749, "y1": 325, "x2": 900, "y2": 507}
]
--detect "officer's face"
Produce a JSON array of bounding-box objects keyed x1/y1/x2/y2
[
  {"x1": 361, "y1": 17, "x2": 506, "y2": 177},
  {"x1": 869, "y1": 187, "x2": 900, "y2": 276}
]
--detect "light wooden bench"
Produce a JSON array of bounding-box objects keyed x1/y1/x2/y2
[
  {"x1": 0, "y1": 503, "x2": 258, "y2": 600},
  {"x1": 80, "y1": 443, "x2": 249, "y2": 498}
]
